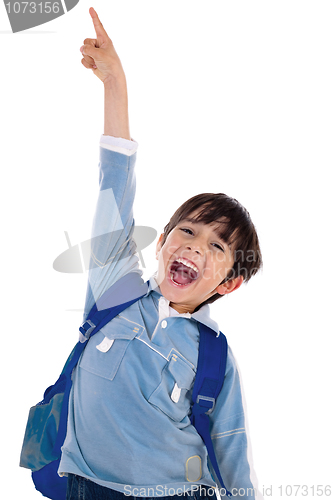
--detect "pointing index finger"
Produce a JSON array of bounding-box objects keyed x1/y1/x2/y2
[{"x1": 89, "y1": 7, "x2": 107, "y2": 39}]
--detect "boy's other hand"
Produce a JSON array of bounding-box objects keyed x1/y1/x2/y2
[{"x1": 80, "y1": 7, "x2": 126, "y2": 86}]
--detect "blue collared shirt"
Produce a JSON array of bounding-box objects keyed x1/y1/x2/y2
[{"x1": 58, "y1": 137, "x2": 263, "y2": 500}]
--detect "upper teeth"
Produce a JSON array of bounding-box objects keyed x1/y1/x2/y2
[{"x1": 175, "y1": 258, "x2": 199, "y2": 273}]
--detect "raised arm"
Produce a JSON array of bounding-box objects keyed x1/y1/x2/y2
[
  {"x1": 80, "y1": 7, "x2": 130, "y2": 139},
  {"x1": 80, "y1": 8, "x2": 142, "y2": 320}
]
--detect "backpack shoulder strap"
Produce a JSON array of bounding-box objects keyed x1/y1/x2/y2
[
  {"x1": 79, "y1": 274, "x2": 149, "y2": 343},
  {"x1": 190, "y1": 323, "x2": 231, "y2": 497},
  {"x1": 53, "y1": 277, "x2": 149, "y2": 456}
]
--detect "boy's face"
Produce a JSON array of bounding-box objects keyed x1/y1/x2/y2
[{"x1": 155, "y1": 216, "x2": 243, "y2": 314}]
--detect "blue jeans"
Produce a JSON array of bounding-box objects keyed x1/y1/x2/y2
[{"x1": 66, "y1": 474, "x2": 217, "y2": 500}]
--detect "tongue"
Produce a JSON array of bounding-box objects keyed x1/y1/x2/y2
[{"x1": 170, "y1": 263, "x2": 197, "y2": 285}]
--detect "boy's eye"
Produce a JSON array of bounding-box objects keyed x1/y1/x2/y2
[
  {"x1": 180, "y1": 228, "x2": 194, "y2": 235},
  {"x1": 212, "y1": 242, "x2": 224, "y2": 252}
]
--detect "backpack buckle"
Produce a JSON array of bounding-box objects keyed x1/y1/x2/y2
[
  {"x1": 79, "y1": 319, "x2": 96, "y2": 342},
  {"x1": 196, "y1": 395, "x2": 215, "y2": 415}
]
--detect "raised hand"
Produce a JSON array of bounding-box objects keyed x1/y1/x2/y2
[{"x1": 80, "y1": 7, "x2": 126, "y2": 86}]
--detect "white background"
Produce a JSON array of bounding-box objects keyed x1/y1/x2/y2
[{"x1": 1, "y1": 1, "x2": 332, "y2": 499}]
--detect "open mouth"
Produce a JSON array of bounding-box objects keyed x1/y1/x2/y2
[{"x1": 169, "y1": 258, "x2": 199, "y2": 286}]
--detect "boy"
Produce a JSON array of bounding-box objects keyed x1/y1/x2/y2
[{"x1": 59, "y1": 8, "x2": 263, "y2": 500}]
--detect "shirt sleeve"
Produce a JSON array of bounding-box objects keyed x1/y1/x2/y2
[
  {"x1": 99, "y1": 135, "x2": 138, "y2": 156},
  {"x1": 82, "y1": 136, "x2": 142, "y2": 321},
  {"x1": 209, "y1": 347, "x2": 264, "y2": 500}
]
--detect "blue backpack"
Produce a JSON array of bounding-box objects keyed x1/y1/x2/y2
[{"x1": 20, "y1": 277, "x2": 231, "y2": 498}]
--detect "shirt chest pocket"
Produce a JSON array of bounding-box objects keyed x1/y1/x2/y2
[
  {"x1": 148, "y1": 353, "x2": 195, "y2": 422},
  {"x1": 78, "y1": 317, "x2": 144, "y2": 381}
]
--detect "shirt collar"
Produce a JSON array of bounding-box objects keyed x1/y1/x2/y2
[
  {"x1": 146, "y1": 274, "x2": 220, "y2": 337},
  {"x1": 191, "y1": 305, "x2": 220, "y2": 337}
]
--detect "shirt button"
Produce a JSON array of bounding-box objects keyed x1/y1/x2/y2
[
  {"x1": 161, "y1": 320, "x2": 167, "y2": 329},
  {"x1": 160, "y1": 298, "x2": 166, "y2": 306}
]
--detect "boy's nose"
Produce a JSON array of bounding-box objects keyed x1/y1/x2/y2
[{"x1": 185, "y1": 243, "x2": 203, "y2": 255}]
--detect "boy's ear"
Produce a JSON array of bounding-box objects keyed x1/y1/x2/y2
[
  {"x1": 155, "y1": 233, "x2": 164, "y2": 260},
  {"x1": 215, "y1": 275, "x2": 243, "y2": 296}
]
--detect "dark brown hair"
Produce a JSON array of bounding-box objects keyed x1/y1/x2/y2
[{"x1": 161, "y1": 193, "x2": 262, "y2": 308}]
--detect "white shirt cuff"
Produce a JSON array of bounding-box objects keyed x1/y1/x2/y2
[{"x1": 100, "y1": 135, "x2": 138, "y2": 156}]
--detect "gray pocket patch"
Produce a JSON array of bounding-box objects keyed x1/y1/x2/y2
[{"x1": 186, "y1": 455, "x2": 202, "y2": 482}]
